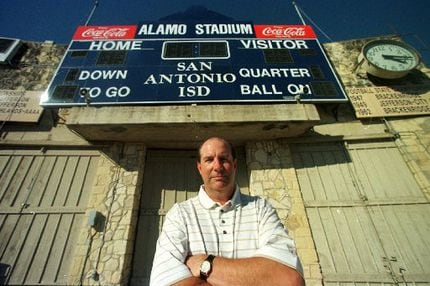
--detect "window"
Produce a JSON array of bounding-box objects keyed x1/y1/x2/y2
[
  {"x1": 0, "y1": 38, "x2": 15, "y2": 53},
  {"x1": 263, "y1": 49, "x2": 293, "y2": 64},
  {"x1": 96, "y1": 51, "x2": 127, "y2": 65},
  {"x1": 0, "y1": 38, "x2": 21, "y2": 63},
  {"x1": 162, "y1": 41, "x2": 229, "y2": 59}
]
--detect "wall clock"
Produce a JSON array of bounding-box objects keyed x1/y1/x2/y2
[{"x1": 359, "y1": 39, "x2": 421, "y2": 79}]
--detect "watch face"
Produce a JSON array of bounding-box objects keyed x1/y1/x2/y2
[
  {"x1": 201, "y1": 261, "x2": 211, "y2": 273},
  {"x1": 364, "y1": 40, "x2": 420, "y2": 72}
]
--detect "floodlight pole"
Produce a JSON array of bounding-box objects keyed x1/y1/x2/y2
[
  {"x1": 292, "y1": 1, "x2": 333, "y2": 41},
  {"x1": 85, "y1": 0, "x2": 99, "y2": 26},
  {"x1": 292, "y1": 1, "x2": 307, "y2": 25}
]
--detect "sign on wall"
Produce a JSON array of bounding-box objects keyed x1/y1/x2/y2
[
  {"x1": 40, "y1": 21, "x2": 348, "y2": 106},
  {"x1": 1, "y1": 90, "x2": 44, "y2": 122},
  {"x1": 346, "y1": 85, "x2": 430, "y2": 118}
]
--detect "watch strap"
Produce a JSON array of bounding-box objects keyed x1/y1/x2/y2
[{"x1": 199, "y1": 254, "x2": 215, "y2": 280}]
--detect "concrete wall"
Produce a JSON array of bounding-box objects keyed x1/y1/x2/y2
[{"x1": 0, "y1": 41, "x2": 90, "y2": 147}]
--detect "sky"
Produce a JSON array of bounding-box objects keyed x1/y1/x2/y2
[{"x1": 0, "y1": 0, "x2": 429, "y2": 65}]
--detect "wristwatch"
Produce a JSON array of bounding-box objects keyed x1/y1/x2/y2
[{"x1": 199, "y1": 254, "x2": 215, "y2": 280}]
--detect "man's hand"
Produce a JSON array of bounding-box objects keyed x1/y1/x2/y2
[{"x1": 185, "y1": 254, "x2": 208, "y2": 277}]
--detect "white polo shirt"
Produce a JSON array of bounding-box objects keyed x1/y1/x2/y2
[{"x1": 150, "y1": 185, "x2": 303, "y2": 286}]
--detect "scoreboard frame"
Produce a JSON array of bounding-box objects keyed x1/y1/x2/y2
[{"x1": 40, "y1": 22, "x2": 348, "y2": 106}]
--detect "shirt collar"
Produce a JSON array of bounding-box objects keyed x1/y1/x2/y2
[{"x1": 198, "y1": 185, "x2": 242, "y2": 210}]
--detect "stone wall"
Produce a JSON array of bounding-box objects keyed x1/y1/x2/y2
[
  {"x1": 246, "y1": 140, "x2": 322, "y2": 286},
  {"x1": 0, "y1": 41, "x2": 90, "y2": 146},
  {"x1": 0, "y1": 41, "x2": 65, "y2": 91},
  {"x1": 68, "y1": 144, "x2": 146, "y2": 286}
]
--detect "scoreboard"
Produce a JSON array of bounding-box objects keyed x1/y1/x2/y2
[{"x1": 40, "y1": 21, "x2": 348, "y2": 106}]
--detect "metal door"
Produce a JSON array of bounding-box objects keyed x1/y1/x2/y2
[
  {"x1": 130, "y1": 149, "x2": 249, "y2": 285},
  {"x1": 0, "y1": 148, "x2": 99, "y2": 285},
  {"x1": 292, "y1": 141, "x2": 430, "y2": 285}
]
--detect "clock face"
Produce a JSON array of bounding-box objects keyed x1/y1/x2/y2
[
  {"x1": 364, "y1": 40, "x2": 420, "y2": 72},
  {"x1": 201, "y1": 261, "x2": 211, "y2": 273}
]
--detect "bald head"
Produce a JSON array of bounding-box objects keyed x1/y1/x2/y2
[{"x1": 197, "y1": 137, "x2": 236, "y2": 163}]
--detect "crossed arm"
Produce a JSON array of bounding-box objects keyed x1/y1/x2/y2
[
  {"x1": 151, "y1": 201, "x2": 305, "y2": 286},
  {"x1": 174, "y1": 255, "x2": 304, "y2": 286}
]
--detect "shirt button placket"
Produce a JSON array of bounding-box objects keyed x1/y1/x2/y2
[
  {"x1": 220, "y1": 209, "x2": 226, "y2": 234},
  {"x1": 220, "y1": 206, "x2": 234, "y2": 257}
]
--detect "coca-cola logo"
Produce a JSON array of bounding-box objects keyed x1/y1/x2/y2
[
  {"x1": 81, "y1": 28, "x2": 129, "y2": 39},
  {"x1": 254, "y1": 25, "x2": 315, "y2": 39},
  {"x1": 262, "y1": 26, "x2": 306, "y2": 38},
  {"x1": 73, "y1": 25, "x2": 137, "y2": 40}
]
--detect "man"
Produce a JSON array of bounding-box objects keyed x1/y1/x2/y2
[{"x1": 150, "y1": 137, "x2": 304, "y2": 286}]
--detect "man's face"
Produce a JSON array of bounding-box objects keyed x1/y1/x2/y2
[{"x1": 197, "y1": 138, "x2": 237, "y2": 194}]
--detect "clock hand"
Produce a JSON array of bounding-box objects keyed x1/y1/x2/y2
[{"x1": 382, "y1": 54, "x2": 413, "y2": 64}]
